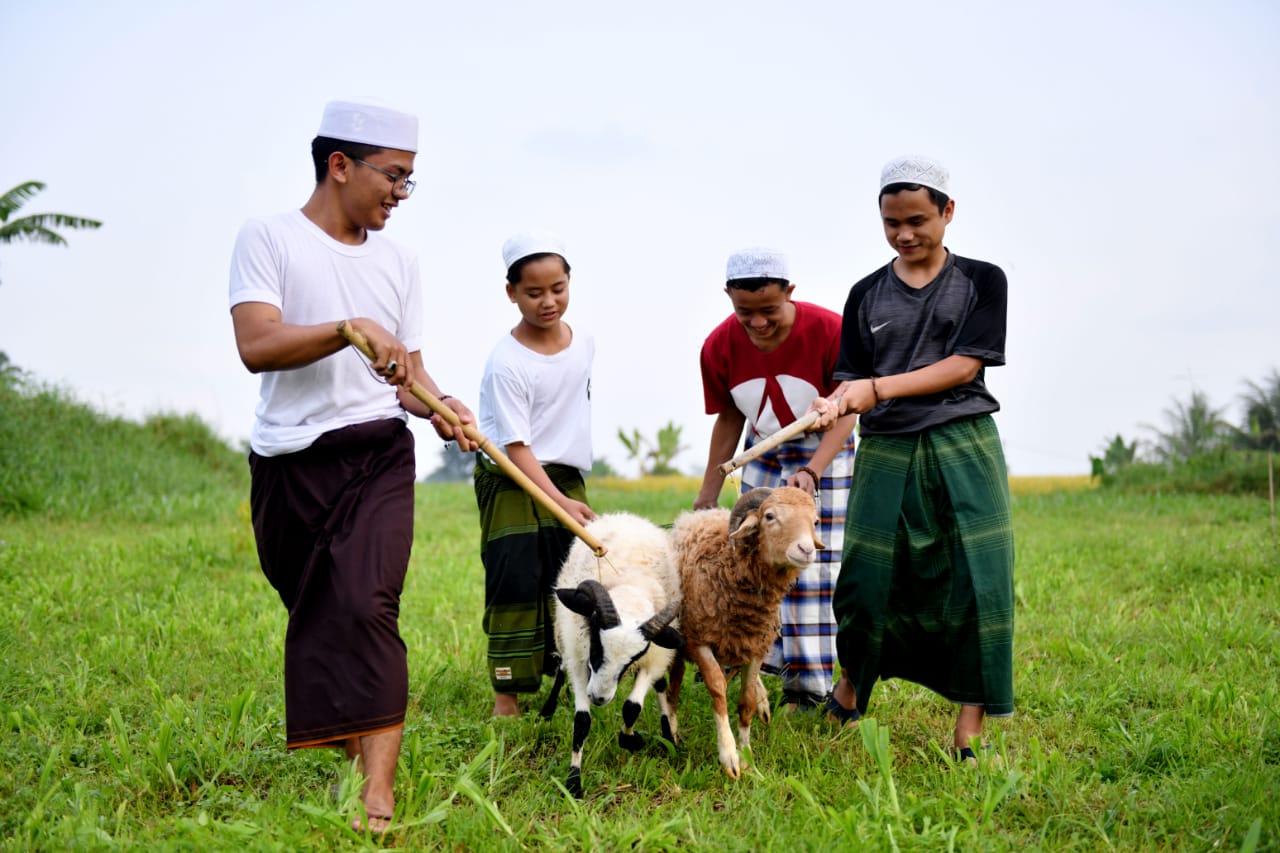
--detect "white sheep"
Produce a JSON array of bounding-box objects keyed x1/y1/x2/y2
[
  {"x1": 543, "y1": 512, "x2": 683, "y2": 798},
  {"x1": 665, "y1": 487, "x2": 824, "y2": 778}
]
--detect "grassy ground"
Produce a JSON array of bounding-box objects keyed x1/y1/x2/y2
[{"x1": 1, "y1": 381, "x2": 1276, "y2": 849}]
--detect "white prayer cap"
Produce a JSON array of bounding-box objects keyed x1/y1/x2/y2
[
  {"x1": 880, "y1": 155, "x2": 950, "y2": 196},
  {"x1": 726, "y1": 247, "x2": 789, "y2": 283},
  {"x1": 316, "y1": 98, "x2": 418, "y2": 153},
  {"x1": 502, "y1": 230, "x2": 568, "y2": 271}
]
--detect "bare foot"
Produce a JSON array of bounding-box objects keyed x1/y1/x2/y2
[
  {"x1": 352, "y1": 804, "x2": 393, "y2": 834},
  {"x1": 493, "y1": 693, "x2": 520, "y2": 717},
  {"x1": 351, "y1": 728, "x2": 400, "y2": 831}
]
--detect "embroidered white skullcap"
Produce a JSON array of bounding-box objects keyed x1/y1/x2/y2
[
  {"x1": 880, "y1": 155, "x2": 950, "y2": 196},
  {"x1": 317, "y1": 98, "x2": 418, "y2": 153},
  {"x1": 726, "y1": 247, "x2": 789, "y2": 283},
  {"x1": 502, "y1": 230, "x2": 568, "y2": 271}
]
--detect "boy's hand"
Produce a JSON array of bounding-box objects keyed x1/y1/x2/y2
[
  {"x1": 838, "y1": 379, "x2": 878, "y2": 416},
  {"x1": 430, "y1": 398, "x2": 480, "y2": 452},
  {"x1": 348, "y1": 317, "x2": 409, "y2": 385},
  {"x1": 560, "y1": 497, "x2": 597, "y2": 526},
  {"x1": 692, "y1": 490, "x2": 721, "y2": 511},
  {"x1": 807, "y1": 389, "x2": 845, "y2": 431},
  {"x1": 785, "y1": 468, "x2": 818, "y2": 496}
]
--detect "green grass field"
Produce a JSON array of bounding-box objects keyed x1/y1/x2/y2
[{"x1": 1, "y1": 380, "x2": 1277, "y2": 850}]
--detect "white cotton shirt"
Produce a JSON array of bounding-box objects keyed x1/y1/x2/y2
[
  {"x1": 477, "y1": 329, "x2": 594, "y2": 473},
  {"x1": 228, "y1": 209, "x2": 424, "y2": 456}
]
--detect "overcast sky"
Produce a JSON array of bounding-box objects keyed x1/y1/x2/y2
[{"x1": 3, "y1": 1, "x2": 1276, "y2": 480}]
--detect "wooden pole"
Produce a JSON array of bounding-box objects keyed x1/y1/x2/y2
[
  {"x1": 338, "y1": 321, "x2": 606, "y2": 556},
  {"x1": 1269, "y1": 450, "x2": 1275, "y2": 534},
  {"x1": 717, "y1": 411, "x2": 820, "y2": 477}
]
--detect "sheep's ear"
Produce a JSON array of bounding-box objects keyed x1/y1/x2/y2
[
  {"x1": 728, "y1": 512, "x2": 761, "y2": 541},
  {"x1": 650, "y1": 626, "x2": 684, "y2": 650},
  {"x1": 556, "y1": 587, "x2": 597, "y2": 618}
]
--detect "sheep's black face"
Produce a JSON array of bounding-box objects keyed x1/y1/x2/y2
[
  {"x1": 588, "y1": 622, "x2": 607, "y2": 672},
  {"x1": 586, "y1": 624, "x2": 651, "y2": 706}
]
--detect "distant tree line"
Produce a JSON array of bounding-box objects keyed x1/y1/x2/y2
[{"x1": 1092, "y1": 369, "x2": 1279, "y2": 494}]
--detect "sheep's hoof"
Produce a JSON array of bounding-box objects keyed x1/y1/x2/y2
[
  {"x1": 566, "y1": 768, "x2": 583, "y2": 799},
  {"x1": 618, "y1": 730, "x2": 645, "y2": 752},
  {"x1": 719, "y1": 751, "x2": 742, "y2": 779},
  {"x1": 758, "y1": 704, "x2": 771, "y2": 724},
  {"x1": 660, "y1": 717, "x2": 676, "y2": 744}
]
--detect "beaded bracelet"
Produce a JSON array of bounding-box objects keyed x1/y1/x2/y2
[
  {"x1": 870, "y1": 377, "x2": 881, "y2": 404},
  {"x1": 798, "y1": 465, "x2": 820, "y2": 483}
]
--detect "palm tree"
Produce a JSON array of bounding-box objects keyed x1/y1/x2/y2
[
  {"x1": 1145, "y1": 389, "x2": 1231, "y2": 464},
  {"x1": 617, "y1": 421, "x2": 689, "y2": 477},
  {"x1": 0, "y1": 182, "x2": 102, "y2": 285},
  {"x1": 1236, "y1": 368, "x2": 1280, "y2": 452}
]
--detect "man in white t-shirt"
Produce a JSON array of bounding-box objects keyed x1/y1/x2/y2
[{"x1": 228, "y1": 97, "x2": 477, "y2": 834}]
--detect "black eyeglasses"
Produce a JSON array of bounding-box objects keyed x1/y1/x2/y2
[{"x1": 352, "y1": 157, "x2": 416, "y2": 198}]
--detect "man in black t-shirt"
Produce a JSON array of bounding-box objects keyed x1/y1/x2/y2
[{"x1": 809, "y1": 155, "x2": 1015, "y2": 765}]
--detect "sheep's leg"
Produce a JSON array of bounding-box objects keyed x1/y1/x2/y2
[
  {"x1": 754, "y1": 671, "x2": 771, "y2": 725},
  {"x1": 652, "y1": 674, "x2": 673, "y2": 745},
  {"x1": 689, "y1": 644, "x2": 740, "y2": 778},
  {"x1": 619, "y1": 666, "x2": 660, "y2": 752},
  {"x1": 737, "y1": 659, "x2": 765, "y2": 751},
  {"x1": 565, "y1": 665, "x2": 592, "y2": 799},
  {"x1": 539, "y1": 666, "x2": 566, "y2": 720},
  {"x1": 664, "y1": 653, "x2": 686, "y2": 745}
]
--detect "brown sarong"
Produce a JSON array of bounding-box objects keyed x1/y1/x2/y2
[{"x1": 248, "y1": 418, "x2": 415, "y2": 749}]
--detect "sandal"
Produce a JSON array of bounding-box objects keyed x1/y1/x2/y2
[
  {"x1": 953, "y1": 744, "x2": 995, "y2": 767},
  {"x1": 781, "y1": 691, "x2": 825, "y2": 713},
  {"x1": 821, "y1": 693, "x2": 861, "y2": 726}
]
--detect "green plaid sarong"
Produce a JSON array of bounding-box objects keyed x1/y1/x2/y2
[
  {"x1": 474, "y1": 455, "x2": 587, "y2": 693},
  {"x1": 834, "y1": 414, "x2": 1015, "y2": 716}
]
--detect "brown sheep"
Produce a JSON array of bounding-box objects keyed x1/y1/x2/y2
[{"x1": 664, "y1": 486, "x2": 824, "y2": 778}]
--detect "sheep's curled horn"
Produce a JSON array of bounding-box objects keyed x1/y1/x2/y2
[
  {"x1": 728, "y1": 487, "x2": 773, "y2": 548},
  {"x1": 639, "y1": 599, "x2": 679, "y2": 638},
  {"x1": 576, "y1": 579, "x2": 621, "y2": 629}
]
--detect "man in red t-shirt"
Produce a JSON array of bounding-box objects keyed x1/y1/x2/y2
[{"x1": 693, "y1": 247, "x2": 858, "y2": 709}]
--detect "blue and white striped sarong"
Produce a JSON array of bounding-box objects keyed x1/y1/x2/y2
[{"x1": 740, "y1": 429, "x2": 856, "y2": 703}]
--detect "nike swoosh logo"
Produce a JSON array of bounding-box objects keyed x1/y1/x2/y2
[{"x1": 870, "y1": 321, "x2": 891, "y2": 333}]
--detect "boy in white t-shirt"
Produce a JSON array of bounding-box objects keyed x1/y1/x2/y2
[
  {"x1": 473, "y1": 231, "x2": 596, "y2": 718},
  {"x1": 228, "y1": 98, "x2": 478, "y2": 833}
]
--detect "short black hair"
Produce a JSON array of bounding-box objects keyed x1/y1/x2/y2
[
  {"x1": 878, "y1": 182, "x2": 950, "y2": 215},
  {"x1": 311, "y1": 136, "x2": 386, "y2": 184},
  {"x1": 506, "y1": 252, "x2": 571, "y2": 285},
  {"x1": 725, "y1": 277, "x2": 789, "y2": 292}
]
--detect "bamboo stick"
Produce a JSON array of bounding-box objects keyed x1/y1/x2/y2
[
  {"x1": 717, "y1": 411, "x2": 820, "y2": 477},
  {"x1": 338, "y1": 321, "x2": 606, "y2": 556}
]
